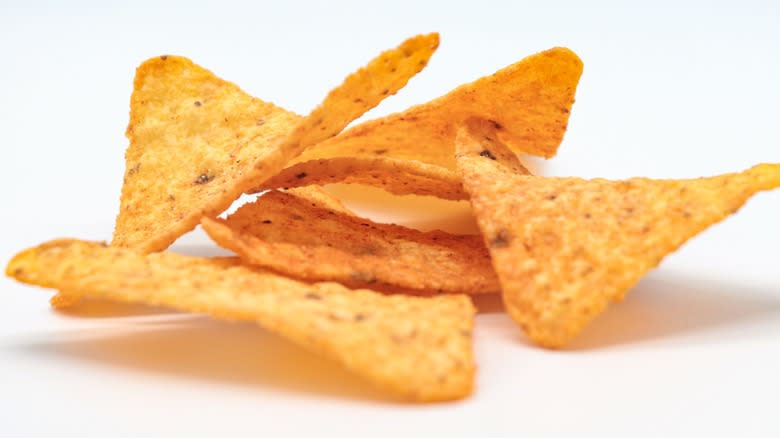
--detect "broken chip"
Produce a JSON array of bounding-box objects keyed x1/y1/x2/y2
[
  {"x1": 6, "y1": 239, "x2": 476, "y2": 402},
  {"x1": 293, "y1": 47, "x2": 583, "y2": 170},
  {"x1": 455, "y1": 118, "x2": 780, "y2": 348},
  {"x1": 201, "y1": 190, "x2": 500, "y2": 294},
  {"x1": 112, "y1": 33, "x2": 439, "y2": 253}
]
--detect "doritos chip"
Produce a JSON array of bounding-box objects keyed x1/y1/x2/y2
[
  {"x1": 283, "y1": 185, "x2": 354, "y2": 216},
  {"x1": 200, "y1": 190, "x2": 500, "y2": 294},
  {"x1": 6, "y1": 239, "x2": 475, "y2": 402},
  {"x1": 112, "y1": 33, "x2": 439, "y2": 253},
  {"x1": 294, "y1": 47, "x2": 583, "y2": 170},
  {"x1": 259, "y1": 156, "x2": 467, "y2": 200},
  {"x1": 49, "y1": 290, "x2": 81, "y2": 309},
  {"x1": 455, "y1": 118, "x2": 780, "y2": 348},
  {"x1": 53, "y1": 187, "x2": 353, "y2": 310}
]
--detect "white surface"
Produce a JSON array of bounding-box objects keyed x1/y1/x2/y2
[{"x1": 1, "y1": 1, "x2": 779, "y2": 437}]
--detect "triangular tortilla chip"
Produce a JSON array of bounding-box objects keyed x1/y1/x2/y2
[
  {"x1": 294, "y1": 47, "x2": 583, "y2": 169},
  {"x1": 201, "y1": 190, "x2": 500, "y2": 294},
  {"x1": 7, "y1": 239, "x2": 475, "y2": 402},
  {"x1": 113, "y1": 33, "x2": 439, "y2": 253},
  {"x1": 455, "y1": 119, "x2": 780, "y2": 348},
  {"x1": 259, "y1": 156, "x2": 468, "y2": 200}
]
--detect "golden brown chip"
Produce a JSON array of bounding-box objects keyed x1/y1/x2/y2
[
  {"x1": 6, "y1": 239, "x2": 475, "y2": 402},
  {"x1": 200, "y1": 190, "x2": 500, "y2": 294},
  {"x1": 294, "y1": 47, "x2": 582, "y2": 170},
  {"x1": 283, "y1": 185, "x2": 354, "y2": 216},
  {"x1": 112, "y1": 33, "x2": 439, "y2": 253},
  {"x1": 260, "y1": 156, "x2": 467, "y2": 200},
  {"x1": 455, "y1": 119, "x2": 780, "y2": 348},
  {"x1": 49, "y1": 291, "x2": 81, "y2": 309}
]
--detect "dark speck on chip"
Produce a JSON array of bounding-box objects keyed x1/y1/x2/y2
[
  {"x1": 195, "y1": 174, "x2": 214, "y2": 185},
  {"x1": 479, "y1": 149, "x2": 497, "y2": 160},
  {"x1": 490, "y1": 229, "x2": 511, "y2": 248}
]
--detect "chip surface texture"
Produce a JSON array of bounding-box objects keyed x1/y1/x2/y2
[
  {"x1": 456, "y1": 119, "x2": 780, "y2": 348},
  {"x1": 113, "y1": 34, "x2": 439, "y2": 252},
  {"x1": 201, "y1": 190, "x2": 500, "y2": 294},
  {"x1": 297, "y1": 47, "x2": 583, "y2": 169},
  {"x1": 7, "y1": 239, "x2": 476, "y2": 402}
]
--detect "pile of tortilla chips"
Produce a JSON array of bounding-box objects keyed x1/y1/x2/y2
[{"x1": 6, "y1": 33, "x2": 780, "y2": 402}]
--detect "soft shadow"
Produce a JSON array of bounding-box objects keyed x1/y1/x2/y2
[
  {"x1": 471, "y1": 294, "x2": 505, "y2": 314},
  {"x1": 569, "y1": 271, "x2": 780, "y2": 350},
  {"x1": 168, "y1": 243, "x2": 233, "y2": 258},
  {"x1": 16, "y1": 317, "x2": 397, "y2": 403},
  {"x1": 54, "y1": 297, "x2": 172, "y2": 318},
  {"x1": 518, "y1": 154, "x2": 548, "y2": 176}
]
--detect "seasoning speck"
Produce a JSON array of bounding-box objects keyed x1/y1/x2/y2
[
  {"x1": 195, "y1": 174, "x2": 214, "y2": 185},
  {"x1": 479, "y1": 149, "x2": 497, "y2": 160},
  {"x1": 491, "y1": 229, "x2": 511, "y2": 248}
]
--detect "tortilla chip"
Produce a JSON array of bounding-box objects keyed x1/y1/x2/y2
[
  {"x1": 455, "y1": 119, "x2": 780, "y2": 348},
  {"x1": 295, "y1": 47, "x2": 582, "y2": 170},
  {"x1": 283, "y1": 186, "x2": 354, "y2": 216},
  {"x1": 6, "y1": 239, "x2": 475, "y2": 402},
  {"x1": 260, "y1": 157, "x2": 467, "y2": 200},
  {"x1": 112, "y1": 33, "x2": 439, "y2": 253},
  {"x1": 200, "y1": 190, "x2": 500, "y2": 294},
  {"x1": 49, "y1": 291, "x2": 81, "y2": 309}
]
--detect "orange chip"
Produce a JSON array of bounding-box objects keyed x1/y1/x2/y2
[
  {"x1": 259, "y1": 156, "x2": 467, "y2": 200},
  {"x1": 201, "y1": 190, "x2": 500, "y2": 294},
  {"x1": 456, "y1": 118, "x2": 780, "y2": 348},
  {"x1": 294, "y1": 47, "x2": 583, "y2": 170},
  {"x1": 7, "y1": 239, "x2": 476, "y2": 402},
  {"x1": 112, "y1": 33, "x2": 439, "y2": 253},
  {"x1": 283, "y1": 185, "x2": 354, "y2": 216}
]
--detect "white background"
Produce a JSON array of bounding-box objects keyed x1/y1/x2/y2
[{"x1": 1, "y1": 1, "x2": 779, "y2": 437}]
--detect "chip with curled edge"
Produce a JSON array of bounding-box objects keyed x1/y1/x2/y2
[
  {"x1": 7, "y1": 239, "x2": 476, "y2": 402},
  {"x1": 455, "y1": 118, "x2": 780, "y2": 348}
]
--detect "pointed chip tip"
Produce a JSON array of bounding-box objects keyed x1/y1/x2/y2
[
  {"x1": 5, "y1": 249, "x2": 28, "y2": 279},
  {"x1": 545, "y1": 46, "x2": 584, "y2": 67},
  {"x1": 745, "y1": 162, "x2": 780, "y2": 191}
]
